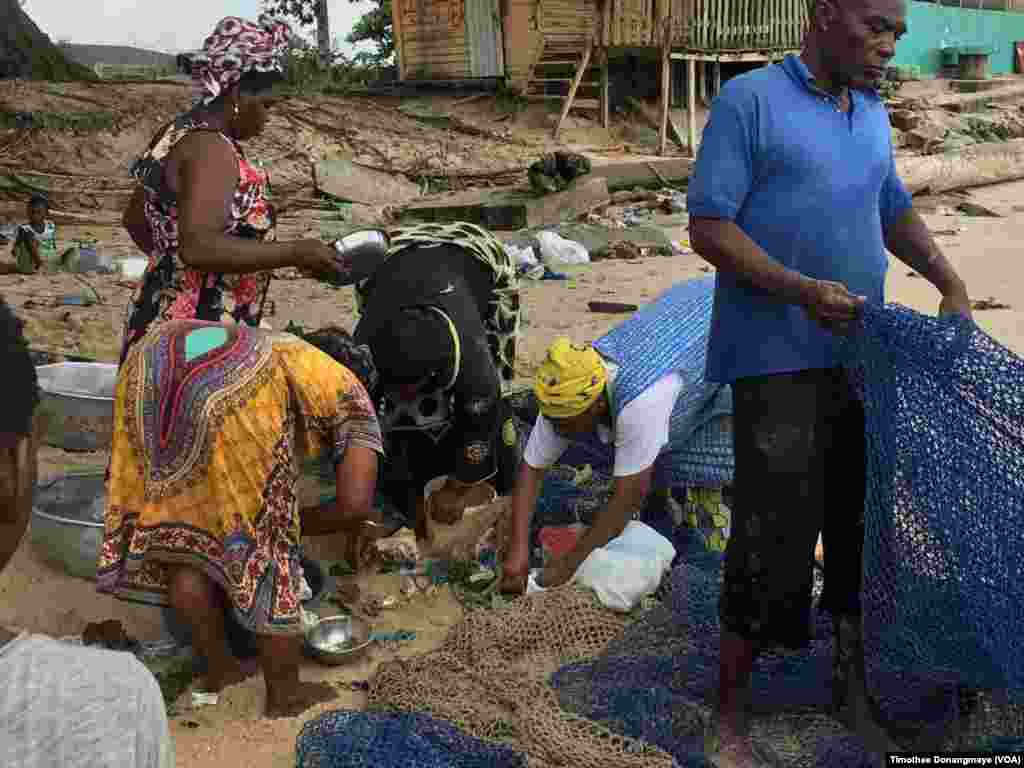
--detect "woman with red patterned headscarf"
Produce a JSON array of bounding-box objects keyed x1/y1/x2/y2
[{"x1": 119, "y1": 14, "x2": 347, "y2": 364}]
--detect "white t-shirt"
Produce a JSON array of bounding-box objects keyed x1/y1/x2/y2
[{"x1": 524, "y1": 368, "x2": 684, "y2": 478}]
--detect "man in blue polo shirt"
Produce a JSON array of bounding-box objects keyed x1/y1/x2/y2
[{"x1": 688, "y1": 0, "x2": 972, "y2": 764}]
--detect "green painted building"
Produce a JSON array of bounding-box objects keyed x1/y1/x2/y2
[{"x1": 892, "y1": 1, "x2": 1024, "y2": 77}]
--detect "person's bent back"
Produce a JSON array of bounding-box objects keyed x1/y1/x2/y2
[{"x1": 0, "y1": 297, "x2": 174, "y2": 768}]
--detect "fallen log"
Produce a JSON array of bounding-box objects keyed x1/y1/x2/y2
[
  {"x1": 931, "y1": 83, "x2": 1024, "y2": 112},
  {"x1": 895, "y1": 139, "x2": 1024, "y2": 195}
]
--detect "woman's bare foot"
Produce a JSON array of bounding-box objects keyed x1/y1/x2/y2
[
  {"x1": 265, "y1": 681, "x2": 339, "y2": 718},
  {"x1": 201, "y1": 656, "x2": 258, "y2": 693}
]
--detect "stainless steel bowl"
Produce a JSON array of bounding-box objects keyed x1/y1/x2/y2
[
  {"x1": 304, "y1": 614, "x2": 373, "y2": 666},
  {"x1": 30, "y1": 472, "x2": 107, "y2": 580},
  {"x1": 35, "y1": 362, "x2": 117, "y2": 451}
]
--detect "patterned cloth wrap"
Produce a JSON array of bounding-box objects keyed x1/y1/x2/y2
[
  {"x1": 189, "y1": 14, "x2": 292, "y2": 106},
  {"x1": 355, "y1": 222, "x2": 520, "y2": 393},
  {"x1": 560, "y1": 277, "x2": 735, "y2": 552},
  {"x1": 121, "y1": 115, "x2": 277, "y2": 363},
  {"x1": 98, "y1": 320, "x2": 383, "y2": 635}
]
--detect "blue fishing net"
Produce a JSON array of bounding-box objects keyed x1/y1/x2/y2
[
  {"x1": 548, "y1": 302, "x2": 1024, "y2": 765},
  {"x1": 845, "y1": 303, "x2": 1024, "y2": 699},
  {"x1": 295, "y1": 711, "x2": 527, "y2": 768}
]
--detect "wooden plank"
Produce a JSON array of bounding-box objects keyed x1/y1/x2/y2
[
  {"x1": 589, "y1": 157, "x2": 695, "y2": 189},
  {"x1": 659, "y1": 19, "x2": 672, "y2": 155},
  {"x1": 687, "y1": 57, "x2": 697, "y2": 157},
  {"x1": 600, "y1": 47, "x2": 610, "y2": 129},
  {"x1": 553, "y1": 39, "x2": 593, "y2": 140}
]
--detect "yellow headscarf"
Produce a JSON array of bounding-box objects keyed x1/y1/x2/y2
[{"x1": 534, "y1": 337, "x2": 608, "y2": 419}]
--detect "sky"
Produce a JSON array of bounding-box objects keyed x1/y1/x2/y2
[{"x1": 24, "y1": 0, "x2": 378, "y2": 56}]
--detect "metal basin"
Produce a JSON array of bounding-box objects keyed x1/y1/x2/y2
[
  {"x1": 36, "y1": 362, "x2": 117, "y2": 452},
  {"x1": 304, "y1": 614, "x2": 373, "y2": 666},
  {"x1": 30, "y1": 472, "x2": 106, "y2": 581}
]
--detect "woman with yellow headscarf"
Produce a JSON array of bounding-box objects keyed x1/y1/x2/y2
[{"x1": 500, "y1": 277, "x2": 734, "y2": 592}]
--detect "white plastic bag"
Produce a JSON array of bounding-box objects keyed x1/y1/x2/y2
[
  {"x1": 574, "y1": 521, "x2": 676, "y2": 612},
  {"x1": 536, "y1": 231, "x2": 590, "y2": 265}
]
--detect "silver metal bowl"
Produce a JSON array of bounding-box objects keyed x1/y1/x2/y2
[
  {"x1": 30, "y1": 472, "x2": 107, "y2": 580},
  {"x1": 36, "y1": 362, "x2": 117, "y2": 451},
  {"x1": 304, "y1": 614, "x2": 373, "y2": 666}
]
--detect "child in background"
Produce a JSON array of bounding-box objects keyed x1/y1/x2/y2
[{"x1": 12, "y1": 194, "x2": 57, "y2": 274}]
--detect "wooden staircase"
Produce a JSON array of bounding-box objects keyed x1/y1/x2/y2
[{"x1": 525, "y1": 40, "x2": 609, "y2": 138}]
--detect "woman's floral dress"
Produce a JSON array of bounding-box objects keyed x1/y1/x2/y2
[{"x1": 120, "y1": 112, "x2": 276, "y2": 364}]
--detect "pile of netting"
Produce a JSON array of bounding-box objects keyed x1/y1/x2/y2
[{"x1": 296, "y1": 302, "x2": 1024, "y2": 767}]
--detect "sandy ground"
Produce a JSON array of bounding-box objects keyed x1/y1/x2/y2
[
  {"x1": 0, "y1": 180, "x2": 1021, "y2": 765},
  {"x1": 1, "y1": 75, "x2": 1023, "y2": 767}
]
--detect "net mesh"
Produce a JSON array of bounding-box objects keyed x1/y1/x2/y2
[
  {"x1": 297, "y1": 302, "x2": 1024, "y2": 766},
  {"x1": 844, "y1": 303, "x2": 1024, "y2": 699}
]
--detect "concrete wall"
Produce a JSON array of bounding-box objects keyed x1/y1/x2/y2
[{"x1": 892, "y1": 1, "x2": 1024, "y2": 76}]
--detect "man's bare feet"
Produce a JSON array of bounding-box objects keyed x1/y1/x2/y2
[
  {"x1": 713, "y1": 737, "x2": 761, "y2": 767},
  {"x1": 265, "y1": 681, "x2": 339, "y2": 719}
]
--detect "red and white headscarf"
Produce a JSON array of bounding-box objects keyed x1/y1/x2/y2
[{"x1": 190, "y1": 14, "x2": 293, "y2": 106}]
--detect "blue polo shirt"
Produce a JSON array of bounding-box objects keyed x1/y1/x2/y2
[{"x1": 687, "y1": 54, "x2": 912, "y2": 384}]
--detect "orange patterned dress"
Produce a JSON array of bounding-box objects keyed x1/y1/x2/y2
[{"x1": 97, "y1": 320, "x2": 383, "y2": 635}]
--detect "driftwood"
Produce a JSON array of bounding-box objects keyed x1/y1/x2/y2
[
  {"x1": 931, "y1": 83, "x2": 1024, "y2": 112},
  {"x1": 895, "y1": 139, "x2": 1024, "y2": 195}
]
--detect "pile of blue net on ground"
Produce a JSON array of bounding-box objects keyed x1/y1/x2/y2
[
  {"x1": 295, "y1": 711, "x2": 526, "y2": 768},
  {"x1": 296, "y1": 302, "x2": 1024, "y2": 767}
]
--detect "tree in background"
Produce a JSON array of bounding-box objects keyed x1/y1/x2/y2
[
  {"x1": 265, "y1": 0, "x2": 393, "y2": 68},
  {"x1": 346, "y1": 0, "x2": 393, "y2": 67},
  {"x1": 263, "y1": 0, "x2": 332, "y2": 64}
]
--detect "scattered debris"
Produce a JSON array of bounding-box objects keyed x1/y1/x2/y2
[
  {"x1": 957, "y1": 201, "x2": 1002, "y2": 218},
  {"x1": 592, "y1": 240, "x2": 642, "y2": 262},
  {"x1": 528, "y1": 151, "x2": 592, "y2": 194},
  {"x1": 588, "y1": 301, "x2": 639, "y2": 314},
  {"x1": 332, "y1": 582, "x2": 362, "y2": 609},
  {"x1": 528, "y1": 176, "x2": 610, "y2": 228},
  {"x1": 972, "y1": 297, "x2": 1012, "y2": 311}
]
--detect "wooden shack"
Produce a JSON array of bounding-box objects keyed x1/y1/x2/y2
[{"x1": 391, "y1": 0, "x2": 809, "y2": 152}]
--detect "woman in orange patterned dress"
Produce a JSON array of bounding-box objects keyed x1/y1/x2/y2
[
  {"x1": 98, "y1": 321, "x2": 383, "y2": 718},
  {"x1": 120, "y1": 14, "x2": 345, "y2": 364}
]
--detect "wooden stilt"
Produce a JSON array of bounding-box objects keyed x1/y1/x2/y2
[
  {"x1": 687, "y1": 57, "x2": 697, "y2": 157},
  {"x1": 553, "y1": 39, "x2": 593, "y2": 140},
  {"x1": 600, "y1": 48, "x2": 610, "y2": 129},
  {"x1": 658, "y1": 22, "x2": 672, "y2": 156}
]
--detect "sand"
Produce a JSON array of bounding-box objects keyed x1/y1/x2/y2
[{"x1": 1, "y1": 75, "x2": 1023, "y2": 767}]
